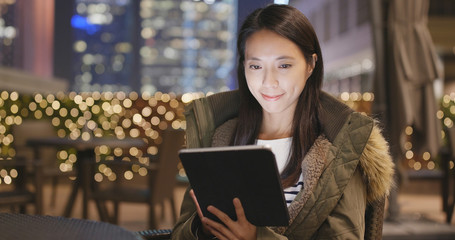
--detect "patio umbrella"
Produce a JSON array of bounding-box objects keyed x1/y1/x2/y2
[
  {"x1": 387, "y1": 0, "x2": 442, "y2": 157},
  {"x1": 373, "y1": 0, "x2": 442, "y2": 160},
  {"x1": 371, "y1": 0, "x2": 442, "y2": 219}
]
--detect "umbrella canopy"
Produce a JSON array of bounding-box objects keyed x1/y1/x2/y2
[{"x1": 374, "y1": 0, "x2": 442, "y2": 158}]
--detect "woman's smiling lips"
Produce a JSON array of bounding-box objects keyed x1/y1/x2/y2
[{"x1": 261, "y1": 93, "x2": 284, "y2": 101}]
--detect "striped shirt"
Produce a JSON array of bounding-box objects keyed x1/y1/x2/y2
[{"x1": 256, "y1": 137, "x2": 303, "y2": 206}]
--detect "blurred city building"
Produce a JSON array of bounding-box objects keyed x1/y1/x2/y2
[
  {"x1": 292, "y1": 0, "x2": 375, "y2": 95},
  {"x1": 0, "y1": 0, "x2": 68, "y2": 94},
  {"x1": 69, "y1": 0, "x2": 238, "y2": 94},
  {"x1": 0, "y1": 0, "x2": 278, "y2": 94},
  {"x1": 428, "y1": 0, "x2": 455, "y2": 93}
]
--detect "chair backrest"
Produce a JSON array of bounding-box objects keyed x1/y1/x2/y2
[
  {"x1": 445, "y1": 125, "x2": 455, "y2": 159},
  {"x1": 12, "y1": 120, "x2": 57, "y2": 167},
  {"x1": 364, "y1": 197, "x2": 385, "y2": 240},
  {"x1": 150, "y1": 129, "x2": 185, "y2": 203},
  {"x1": 0, "y1": 153, "x2": 44, "y2": 215}
]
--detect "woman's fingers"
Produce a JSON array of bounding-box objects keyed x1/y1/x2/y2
[
  {"x1": 202, "y1": 216, "x2": 236, "y2": 240},
  {"x1": 197, "y1": 198, "x2": 257, "y2": 240},
  {"x1": 233, "y1": 198, "x2": 247, "y2": 222},
  {"x1": 191, "y1": 190, "x2": 220, "y2": 237},
  {"x1": 207, "y1": 205, "x2": 234, "y2": 226},
  {"x1": 189, "y1": 190, "x2": 204, "y2": 219}
]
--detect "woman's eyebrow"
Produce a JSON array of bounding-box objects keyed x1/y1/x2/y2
[
  {"x1": 245, "y1": 57, "x2": 261, "y2": 61},
  {"x1": 246, "y1": 56, "x2": 295, "y2": 61},
  {"x1": 276, "y1": 56, "x2": 295, "y2": 60}
]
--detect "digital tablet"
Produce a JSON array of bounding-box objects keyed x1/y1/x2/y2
[{"x1": 179, "y1": 145, "x2": 290, "y2": 226}]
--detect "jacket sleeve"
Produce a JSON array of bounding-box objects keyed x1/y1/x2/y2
[
  {"x1": 312, "y1": 169, "x2": 367, "y2": 239},
  {"x1": 257, "y1": 228, "x2": 289, "y2": 240},
  {"x1": 171, "y1": 187, "x2": 199, "y2": 240},
  {"x1": 313, "y1": 124, "x2": 392, "y2": 239}
]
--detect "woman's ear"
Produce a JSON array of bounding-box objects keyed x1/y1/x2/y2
[{"x1": 310, "y1": 53, "x2": 317, "y2": 71}]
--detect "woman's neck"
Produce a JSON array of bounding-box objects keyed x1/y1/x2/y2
[{"x1": 258, "y1": 112, "x2": 294, "y2": 140}]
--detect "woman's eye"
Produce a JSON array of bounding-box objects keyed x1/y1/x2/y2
[
  {"x1": 280, "y1": 64, "x2": 292, "y2": 69},
  {"x1": 249, "y1": 65, "x2": 261, "y2": 70}
]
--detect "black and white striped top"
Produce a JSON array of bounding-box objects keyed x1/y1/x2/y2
[
  {"x1": 256, "y1": 137, "x2": 303, "y2": 207},
  {"x1": 283, "y1": 174, "x2": 304, "y2": 206}
]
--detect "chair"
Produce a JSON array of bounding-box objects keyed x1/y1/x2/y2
[
  {"x1": 88, "y1": 129, "x2": 185, "y2": 229},
  {"x1": 364, "y1": 197, "x2": 386, "y2": 240},
  {"x1": 136, "y1": 90, "x2": 388, "y2": 240},
  {"x1": 0, "y1": 212, "x2": 141, "y2": 240},
  {"x1": 0, "y1": 157, "x2": 43, "y2": 214},
  {"x1": 441, "y1": 125, "x2": 455, "y2": 223},
  {"x1": 12, "y1": 120, "x2": 74, "y2": 207}
]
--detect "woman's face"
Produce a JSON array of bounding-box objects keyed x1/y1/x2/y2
[{"x1": 244, "y1": 29, "x2": 314, "y2": 117}]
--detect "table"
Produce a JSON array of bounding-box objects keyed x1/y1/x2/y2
[
  {"x1": 26, "y1": 137, "x2": 146, "y2": 219},
  {"x1": 0, "y1": 213, "x2": 143, "y2": 240}
]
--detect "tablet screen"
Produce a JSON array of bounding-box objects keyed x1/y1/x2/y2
[{"x1": 179, "y1": 145, "x2": 290, "y2": 226}]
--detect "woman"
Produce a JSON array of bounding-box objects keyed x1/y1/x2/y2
[{"x1": 172, "y1": 4, "x2": 394, "y2": 240}]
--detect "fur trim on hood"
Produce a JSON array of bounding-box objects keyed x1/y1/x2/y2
[{"x1": 360, "y1": 124, "x2": 395, "y2": 203}]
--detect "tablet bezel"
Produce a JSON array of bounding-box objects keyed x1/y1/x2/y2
[{"x1": 179, "y1": 145, "x2": 290, "y2": 226}]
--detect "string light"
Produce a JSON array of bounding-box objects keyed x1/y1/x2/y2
[
  {"x1": 427, "y1": 161, "x2": 435, "y2": 170},
  {"x1": 422, "y1": 152, "x2": 431, "y2": 161},
  {"x1": 124, "y1": 170, "x2": 133, "y2": 180},
  {"x1": 414, "y1": 162, "x2": 422, "y2": 171},
  {"x1": 1, "y1": 89, "x2": 448, "y2": 185},
  {"x1": 405, "y1": 126, "x2": 413, "y2": 135}
]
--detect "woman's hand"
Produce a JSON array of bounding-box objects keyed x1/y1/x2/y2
[
  {"x1": 190, "y1": 189, "x2": 257, "y2": 240},
  {"x1": 204, "y1": 198, "x2": 257, "y2": 240}
]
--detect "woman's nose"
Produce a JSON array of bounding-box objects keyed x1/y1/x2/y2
[{"x1": 262, "y1": 70, "x2": 278, "y2": 88}]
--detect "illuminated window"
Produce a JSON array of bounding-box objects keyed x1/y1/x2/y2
[{"x1": 71, "y1": 0, "x2": 237, "y2": 94}]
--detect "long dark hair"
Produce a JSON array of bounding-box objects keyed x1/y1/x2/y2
[{"x1": 232, "y1": 4, "x2": 324, "y2": 188}]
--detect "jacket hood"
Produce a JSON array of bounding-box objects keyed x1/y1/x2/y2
[{"x1": 360, "y1": 124, "x2": 395, "y2": 203}]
